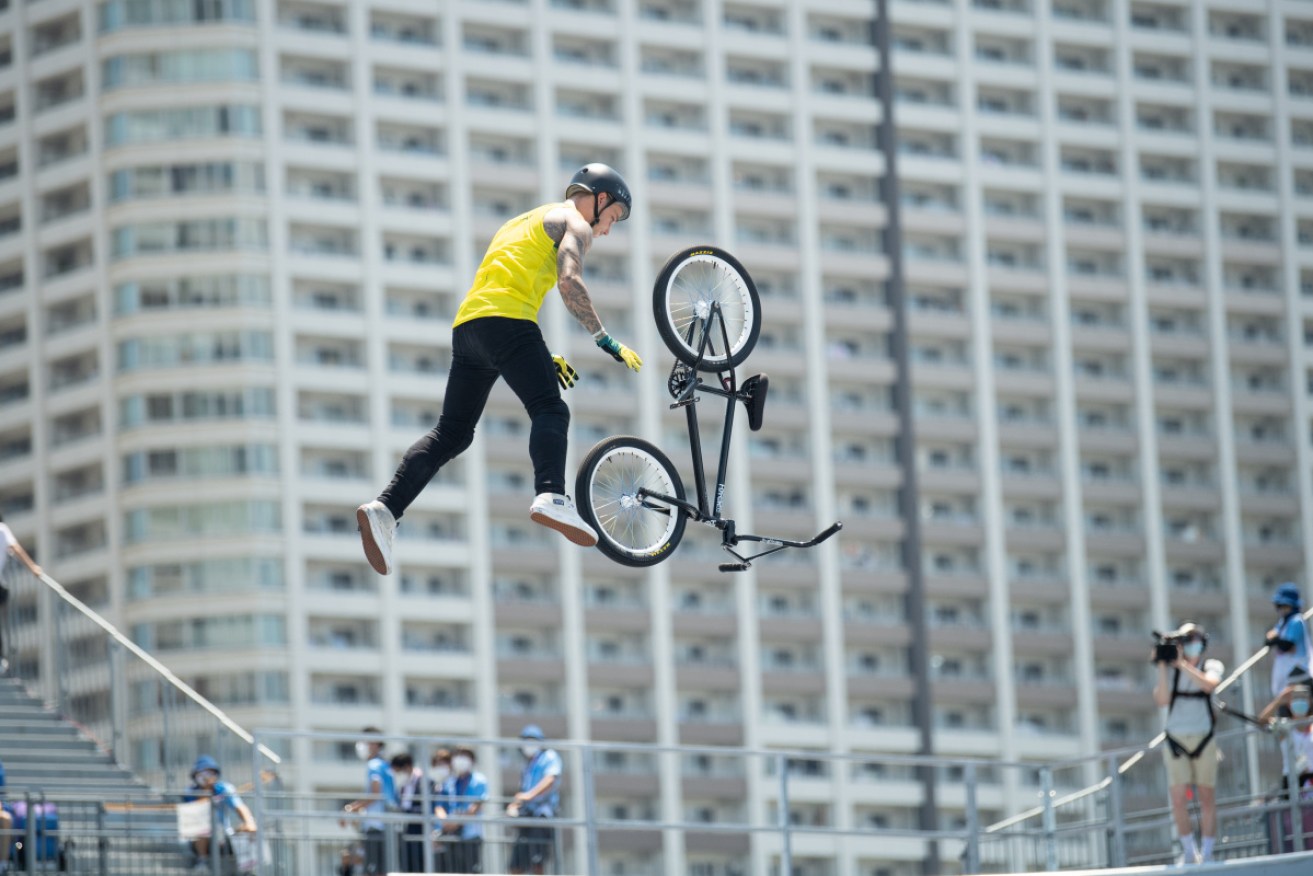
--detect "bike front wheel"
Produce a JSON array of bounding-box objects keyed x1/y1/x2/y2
[
  {"x1": 653, "y1": 245, "x2": 762, "y2": 373},
  {"x1": 576, "y1": 436, "x2": 688, "y2": 567}
]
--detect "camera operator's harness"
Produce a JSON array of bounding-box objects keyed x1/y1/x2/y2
[{"x1": 1166, "y1": 667, "x2": 1216, "y2": 760}]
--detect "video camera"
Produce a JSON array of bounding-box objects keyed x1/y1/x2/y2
[{"x1": 1152, "y1": 630, "x2": 1186, "y2": 664}]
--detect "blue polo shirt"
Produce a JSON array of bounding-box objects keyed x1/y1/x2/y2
[
  {"x1": 440, "y1": 771, "x2": 489, "y2": 839},
  {"x1": 363, "y1": 756, "x2": 397, "y2": 830},
  {"x1": 520, "y1": 749, "x2": 562, "y2": 817}
]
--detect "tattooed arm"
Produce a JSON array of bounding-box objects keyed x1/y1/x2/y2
[{"x1": 544, "y1": 206, "x2": 603, "y2": 335}]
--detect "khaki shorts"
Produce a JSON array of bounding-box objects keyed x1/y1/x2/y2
[{"x1": 1163, "y1": 734, "x2": 1220, "y2": 788}]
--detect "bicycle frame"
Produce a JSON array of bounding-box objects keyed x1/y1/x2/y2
[{"x1": 641, "y1": 304, "x2": 841, "y2": 570}]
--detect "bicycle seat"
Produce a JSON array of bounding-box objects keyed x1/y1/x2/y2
[{"x1": 741, "y1": 373, "x2": 769, "y2": 432}]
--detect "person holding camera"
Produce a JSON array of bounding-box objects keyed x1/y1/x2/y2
[{"x1": 1152, "y1": 622, "x2": 1224, "y2": 865}]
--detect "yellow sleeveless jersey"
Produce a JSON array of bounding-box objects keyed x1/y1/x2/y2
[{"x1": 452, "y1": 203, "x2": 559, "y2": 327}]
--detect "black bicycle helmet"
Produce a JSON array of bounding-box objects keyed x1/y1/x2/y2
[{"x1": 565, "y1": 163, "x2": 632, "y2": 225}]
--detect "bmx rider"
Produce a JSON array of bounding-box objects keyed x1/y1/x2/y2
[{"x1": 356, "y1": 163, "x2": 643, "y2": 574}]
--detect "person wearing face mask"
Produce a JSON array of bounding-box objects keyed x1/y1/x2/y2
[
  {"x1": 1259, "y1": 675, "x2": 1313, "y2": 791},
  {"x1": 507, "y1": 725, "x2": 563, "y2": 875},
  {"x1": 1267, "y1": 583, "x2": 1312, "y2": 698},
  {"x1": 1152, "y1": 622, "x2": 1224, "y2": 865},
  {"x1": 182, "y1": 755, "x2": 257, "y2": 871},
  {"x1": 390, "y1": 753, "x2": 425, "y2": 873},
  {"x1": 340, "y1": 728, "x2": 397, "y2": 876},
  {"x1": 435, "y1": 747, "x2": 488, "y2": 873}
]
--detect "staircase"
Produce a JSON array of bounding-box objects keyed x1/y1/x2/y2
[{"x1": 0, "y1": 675, "x2": 195, "y2": 874}]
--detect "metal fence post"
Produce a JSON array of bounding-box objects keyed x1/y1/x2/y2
[
  {"x1": 1040, "y1": 767, "x2": 1058, "y2": 871},
  {"x1": 24, "y1": 791, "x2": 35, "y2": 876},
  {"x1": 51, "y1": 602, "x2": 67, "y2": 716},
  {"x1": 252, "y1": 731, "x2": 265, "y2": 876},
  {"x1": 97, "y1": 802, "x2": 109, "y2": 876},
  {"x1": 107, "y1": 640, "x2": 125, "y2": 768},
  {"x1": 1283, "y1": 732, "x2": 1304, "y2": 852},
  {"x1": 964, "y1": 763, "x2": 980, "y2": 874},
  {"x1": 385, "y1": 821, "x2": 399, "y2": 874},
  {"x1": 421, "y1": 742, "x2": 434, "y2": 875},
  {"x1": 161, "y1": 681, "x2": 173, "y2": 789},
  {"x1": 581, "y1": 746, "x2": 600, "y2": 876},
  {"x1": 1106, "y1": 754, "x2": 1126, "y2": 868},
  {"x1": 210, "y1": 789, "x2": 223, "y2": 876},
  {"x1": 778, "y1": 753, "x2": 793, "y2": 876}
]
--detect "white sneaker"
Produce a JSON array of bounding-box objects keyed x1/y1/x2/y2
[
  {"x1": 529, "y1": 493, "x2": 598, "y2": 547},
  {"x1": 356, "y1": 500, "x2": 396, "y2": 575}
]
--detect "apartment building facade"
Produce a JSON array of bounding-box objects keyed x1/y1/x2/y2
[{"x1": 0, "y1": 0, "x2": 1308, "y2": 874}]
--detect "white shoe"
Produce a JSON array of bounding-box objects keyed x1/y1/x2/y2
[
  {"x1": 356, "y1": 501, "x2": 396, "y2": 575},
  {"x1": 529, "y1": 493, "x2": 598, "y2": 547}
]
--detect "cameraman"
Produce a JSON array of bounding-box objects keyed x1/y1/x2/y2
[{"x1": 1152, "y1": 622, "x2": 1224, "y2": 865}]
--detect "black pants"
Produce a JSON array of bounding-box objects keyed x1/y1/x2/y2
[
  {"x1": 510, "y1": 823, "x2": 554, "y2": 871},
  {"x1": 399, "y1": 821, "x2": 425, "y2": 872},
  {"x1": 363, "y1": 828, "x2": 385, "y2": 875},
  {"x1": 440, "y1": 837, "x2": 482, "y2": 873},
  {"x1": 379, "y1": 317, "x2": 568, "y2": 518}
]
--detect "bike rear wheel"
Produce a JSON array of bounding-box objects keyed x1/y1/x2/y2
[
  {"x1": 653, "y1": 245, "x2": 762, "y2": 373},
  {"x1": 576, "y1": 436, "x2": 687, "y2": 567}
]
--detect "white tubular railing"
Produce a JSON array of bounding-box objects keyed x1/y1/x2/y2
[{"x1": 1, "y1": 564, "x2": 280, "y2": 794}]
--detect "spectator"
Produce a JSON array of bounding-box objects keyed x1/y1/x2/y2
[
  {"x1": 436, "y1": 747, "x2": 488, "y2": 873},
  {"x1": 341, "y1": 728, "x2": 397, "y2": 876},
  {"x1": 1152, "y1": 622, "x2": 1223, "y2": 865},
  {"x1": 391, "y1": 753, "x2": 425, "y2": 873},
  {"x1": 0, "y1": 512, "x2": 41, "y2": 674},
  {"x1": 507, "y1": 725, "x2": 562, "y2": 876},
  {"x1": 1260, "y1": 672, "x2": 1313, "y2": 794},
  {"x1": 1267, "y1": 583, "x2": 1312, "y2": 698},
  {"x1": 183, "y1": 755, "x2": 257, "y2": 871}
]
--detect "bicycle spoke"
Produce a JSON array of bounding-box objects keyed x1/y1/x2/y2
[{"x1": 587, "y1": 448, "x2": 678, "y2": 554}]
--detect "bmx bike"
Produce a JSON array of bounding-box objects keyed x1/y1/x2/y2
[{"x1": 574, "y1": 245, "x2": 842, "y2": 572}]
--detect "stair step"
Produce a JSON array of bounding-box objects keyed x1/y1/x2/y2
[
  {"x1": 0, "y1": 745, "x2": 114, "y2": 761},
  {"x1": 0, "y1": 712, "x2": 78, "y2": 725},
  {"x1": 0, "y1": 709, "x2": 80, "y2": 721}
]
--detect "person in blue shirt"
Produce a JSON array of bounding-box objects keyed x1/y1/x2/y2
[
  {"x1": 341, "y1": 727, "x2": 397, "y2": 876},
  {"x1": 435, "y1": 746, "x2": 488, "y2": 874},
  {"x1": 1268, "y1": 583, "x2": 1312, "y2": 697},
  {"x1": 183, "y1": 755, "x2": 257, "y2": 870},
  {"x1": 507, "y1": 725, "x2": 563, "y2": 875}
]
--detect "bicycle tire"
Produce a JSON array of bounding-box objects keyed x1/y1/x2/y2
[
  {"x1": 575, "y1": 436, "x2": 688, "y2": 567},
  {"x1": 653, "y1": 245, "x2": 762, "y2": 373}
]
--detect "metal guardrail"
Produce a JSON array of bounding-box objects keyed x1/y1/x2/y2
[
  {"x1": 0, "y1": 564, "x2": 280, "y2": 793},
  {"x1": 5, "y1": 564, "x2": 1313, "y2": 873},
  {"x1": 243, "y1": 724, "x2": 1313, "y2": 876},
  {"x1": 977, "y1": 605, "x2": 1313, "y2": 871}
]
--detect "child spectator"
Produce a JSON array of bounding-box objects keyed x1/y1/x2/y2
[{"x1": 183, "y1": 755, "x2": 257, "y2": 871}]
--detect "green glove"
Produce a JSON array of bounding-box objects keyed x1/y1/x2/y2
[
  {"x1": 596, "y1": 334, "x2": 642, "y2": 372},
  {"x1": 552, "y1": 354, "x2": 578, "y2": 390}
]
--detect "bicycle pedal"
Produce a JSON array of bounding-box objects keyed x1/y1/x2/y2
[
  {"x1": 718, "y1": 562, "x2": 750, "y2": 573},
  {"x1": 669, "y1": 396, "x2": 699, "y2": 410}
]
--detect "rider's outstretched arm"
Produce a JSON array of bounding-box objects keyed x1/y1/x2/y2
[
  {"x1": 548, "y1": 208, "x2": 641, "y2": 371},
  {"x1": 550, "y1": 209, "x2": 604, "y2": 334}
]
